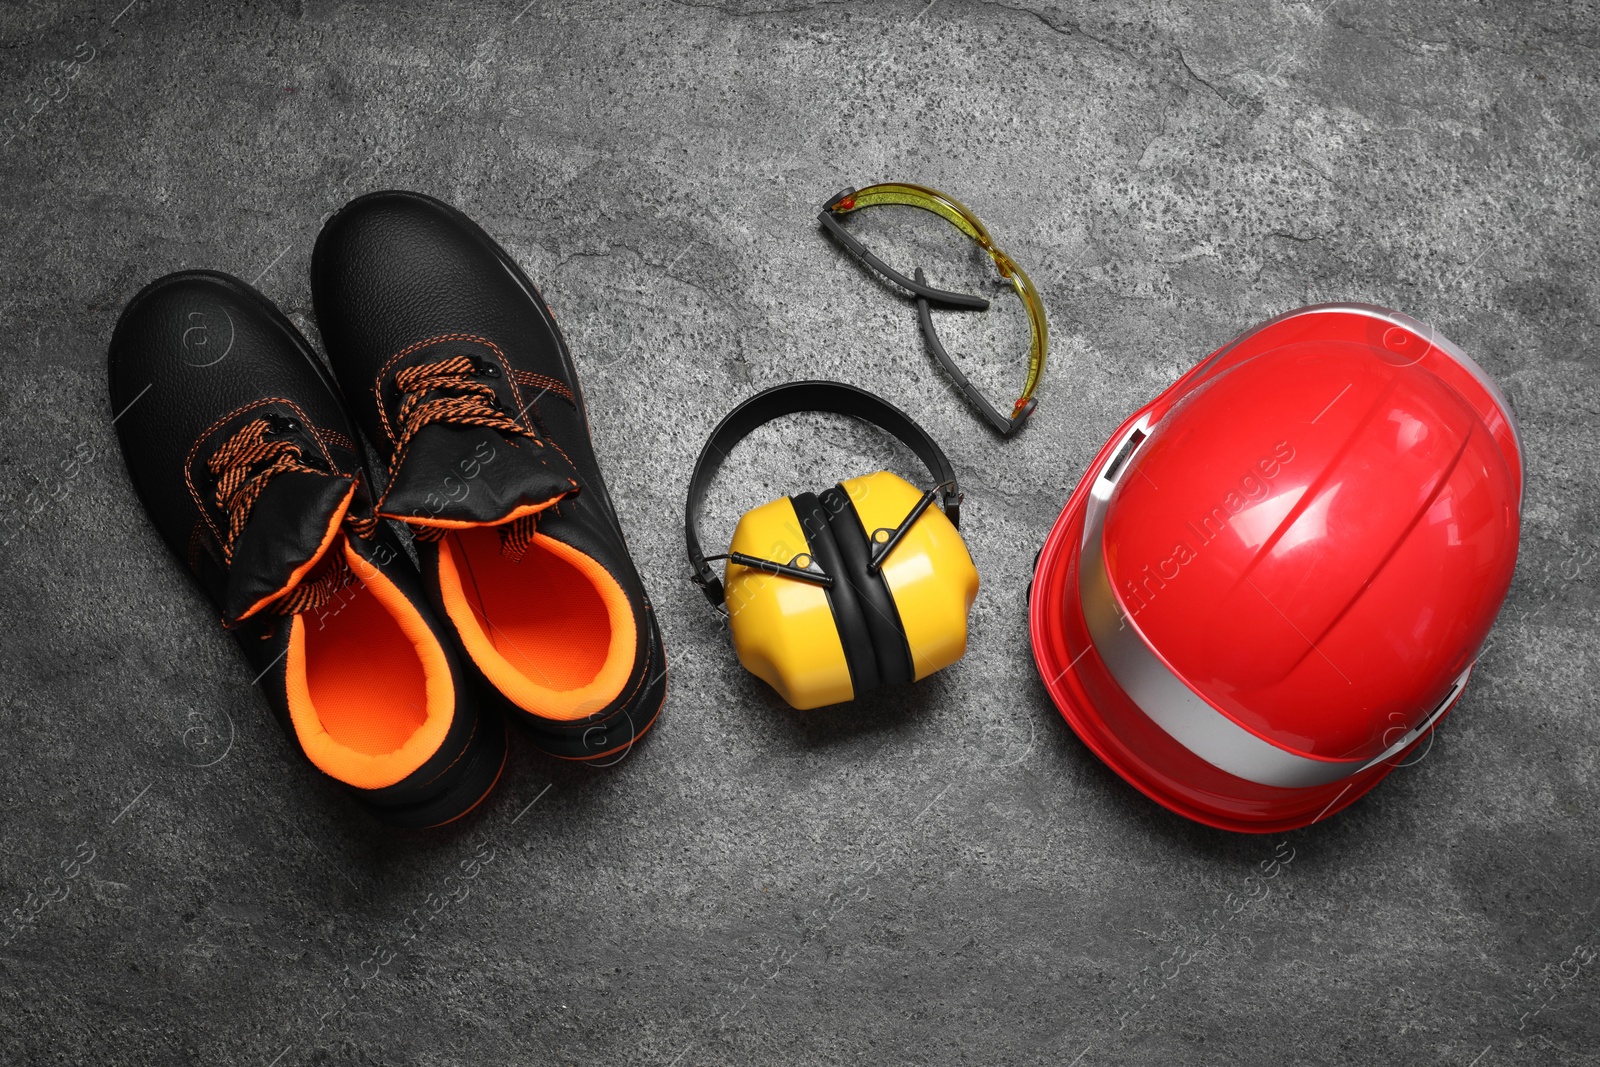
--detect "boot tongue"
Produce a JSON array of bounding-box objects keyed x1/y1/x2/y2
[
  {"x1": 378, "y1": 423, "x2": 580, "y2": 529},
  {"x1": 222, "y1": 470, "x2": 357, "y2": 627}
]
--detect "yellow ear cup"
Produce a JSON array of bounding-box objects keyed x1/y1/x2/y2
[
  {"x1": 841, "y1": 472, "x2": 979, "y2": 681},
  {"x1": 725, "y1": 496, "x2": 854, "y2": 710}
]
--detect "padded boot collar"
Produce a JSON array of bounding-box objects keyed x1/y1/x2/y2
[
  {"x1": 222, "y1": 471, "x2": 358, "y2": 625},
  {"x1": 368, "y1": 332, "x2": 581, "y2": 529},
  {"x1": 185, "y1": 398, "x2": 365, "y2": 627},
  {"x1": 378, "y1": 422, "x2": 579, "y2": 529}
]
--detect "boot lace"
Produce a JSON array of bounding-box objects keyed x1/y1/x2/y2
[{"x1": 390, "y1": 355, "x2": 529, "y2": 457}]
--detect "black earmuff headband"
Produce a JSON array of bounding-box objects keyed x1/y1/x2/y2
[{"x1": 686, "y1": 380, "x2": 962, "y2": 607}]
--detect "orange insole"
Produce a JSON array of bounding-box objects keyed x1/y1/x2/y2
[
  {"x1": 302, "y1": 580, "x2": 429, "y2": 755},
  {"x1": 449, "y1": 528, "x2": 612, "y2": 691}
]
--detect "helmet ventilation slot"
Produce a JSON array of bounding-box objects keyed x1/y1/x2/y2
[{"x1": 1103, "y1": 429, "x2": 1147, "y2": 482}]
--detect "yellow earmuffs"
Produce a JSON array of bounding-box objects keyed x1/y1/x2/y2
[{"x1": 686, "y1": 381, "x2": 980, "y2": 710}]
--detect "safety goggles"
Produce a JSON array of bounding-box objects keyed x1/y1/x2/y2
[{"x1": 819, "y1": 182, "x2": 1047, "y2": 436}]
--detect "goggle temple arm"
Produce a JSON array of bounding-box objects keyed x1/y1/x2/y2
[
  {"x1": 914, "y1": 269, "x2": 1037, "y2": 437},
  {"x1": 817, "y1": 207, "x2": 990, "y2": 311}
]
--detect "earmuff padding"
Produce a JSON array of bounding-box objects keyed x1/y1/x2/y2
[
  {"x1": 820, "y1": 485, "x2": 914, "y2": 689},
  {"x1": 791, "y1": 492, "x2": 881, "y2": 697}
]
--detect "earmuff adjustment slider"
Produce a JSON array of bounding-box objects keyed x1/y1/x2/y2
[{"x1": 689, "y1": 563, "x2": 725, "y2": 607}]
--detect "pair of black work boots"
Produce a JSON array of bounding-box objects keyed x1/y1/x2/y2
[{"x1": 108, "y1": 191, "x2": 666, "y2": 827}]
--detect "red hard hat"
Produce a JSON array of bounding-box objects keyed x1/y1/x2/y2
[{"x1": 1030, "y1": 304, "x2": 1523, "y2": 833}]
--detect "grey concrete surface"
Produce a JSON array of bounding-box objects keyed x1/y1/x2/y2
[{"x1": 0, "y1": 1, "x2": 1596, "y2": 1064}]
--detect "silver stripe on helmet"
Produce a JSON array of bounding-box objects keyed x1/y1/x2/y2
[{"x1": 1078, "y1": 418, "x2": 1470, "y2": 790}]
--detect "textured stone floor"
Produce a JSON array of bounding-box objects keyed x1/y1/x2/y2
[{"x1": 0, "y1": 1, "x2": 1596, "y2": 1064}]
